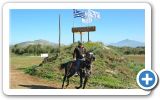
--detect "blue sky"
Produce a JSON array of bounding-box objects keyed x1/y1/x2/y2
[{"x1": 10, "y1": 9, "x2": 144, "y2": 45}]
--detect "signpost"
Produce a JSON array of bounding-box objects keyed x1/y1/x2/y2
[{"x1": 72, "y1": 26, "x2": 96, "y2": 42}]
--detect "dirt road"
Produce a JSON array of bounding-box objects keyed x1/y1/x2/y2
[
  {"x1": 10, "y1": 56, "x2": 72, "y2": 89},
  {"x1": 10, "y1": 67, "x2": 63, "y2": 89}
]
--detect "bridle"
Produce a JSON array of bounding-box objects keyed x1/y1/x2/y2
[{"x1": 82, "y1": 52, "x2": 95, "y2": 73}]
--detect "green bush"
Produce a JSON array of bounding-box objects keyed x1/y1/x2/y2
[{"x1": 24, "y1": 65, "x2": 38, "y2": 75}]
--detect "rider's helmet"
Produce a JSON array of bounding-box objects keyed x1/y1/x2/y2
[{"x1": 78, "y1": 41, "x2": 82, "y2": 46}]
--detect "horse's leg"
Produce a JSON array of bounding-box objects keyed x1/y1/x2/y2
[
  {"x1": 65, "y1": 61, "x2": 76, "y2": 88},
  {"x1": 62, "y1": 65, "x2": 68, "y2": 89},
  {"x1": 62, "y1": 75, "x2": 66, "y2": 89},
  {"x1": 65, "y1": 72, "x2": 75, "y2": 88},
  {"x1": 83, "y1": 76, "x2": 88, "y2": 89},
  {"x1": 65, "y1": 77, "x2": 70, "y2": 88},
  {"x1": 75, "y1": 70, "x2": 83, "y2": 89}
]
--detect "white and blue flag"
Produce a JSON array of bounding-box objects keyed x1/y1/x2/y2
[
  {"x1": 73, "y1": 9, "x2": 85, "y2": 18},
  {"x1": 82, "y1": 9, "x2": 101, "y2": 24},
  {"x1": 73, "y1": 9, "x2": 100, "y2": 23}
]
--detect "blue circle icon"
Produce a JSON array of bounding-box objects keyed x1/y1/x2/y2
[{"x1": 137, "y1": 69, "x2": 158, "y2": 90}]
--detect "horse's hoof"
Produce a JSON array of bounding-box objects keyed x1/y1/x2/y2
[
  {"x1": 65, "y1": 85, "x2": 69, "y2": 88},
  {"x1": 75, "y1": 86, "x2": 81, "y2": 89}
]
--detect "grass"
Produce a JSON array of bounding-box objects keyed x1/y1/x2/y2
[
  {"x1": 10, "y1": 55, "x2": 42, "y2": 69},
  {"x1": 125, "y1": 55, "x2": 145, "y2": 64},
  {"x1": 10, "y1": 42, "x2": 145, "y2": 89},
  {"x1": 125, "y1": 55, "x2": 145, "y2": 74}
]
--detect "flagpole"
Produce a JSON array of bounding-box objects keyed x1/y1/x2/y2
[
  {"x1": 59, "y1": 14, "x2": 61, "y2": 54},
  {"x1": 87, "y1": 9, "x2": 90, "y2": 42},
  {"x1": 73, "y1": 10, "x2": 75, "y2": 43}
]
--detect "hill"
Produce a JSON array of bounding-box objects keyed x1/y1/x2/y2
[
  {"x1": 110, "y1": 39, "x2": 144, "y2": 48},
  {"x1": 12, "y1": 39, "x2": 58, "y2": 47},
  {"x1": 24, "y1": 42, "x2": 144, "y2": 89},
  {"x1": 10, "y1": 39, "x2": 61, "y2": 56}
]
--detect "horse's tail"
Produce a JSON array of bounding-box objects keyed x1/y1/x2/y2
[
  {"x1": 60, "y1": 61, "x2": 73, "y2": 70},
  {"x1": 59, "y1": 63, "x2": 66, "y2": 70}
]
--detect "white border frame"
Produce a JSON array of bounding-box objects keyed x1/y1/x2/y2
[{"x1": 2, "y1": 3, "x2": 151, "y2": 95}]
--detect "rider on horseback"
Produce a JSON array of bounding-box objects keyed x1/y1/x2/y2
[
  {"x1": 61, "y1": 42, "x2": 95, "y2": 89},
  {"x1": 73, "y1": 41, "x2": 86, "y2": 75}
]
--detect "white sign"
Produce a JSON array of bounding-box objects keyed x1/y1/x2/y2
[{"x1": 40, "y1": 53, "x2": 48, "y2": 58}]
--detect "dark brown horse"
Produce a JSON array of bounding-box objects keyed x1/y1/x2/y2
[{"x1": 60, "y1": 52, "x2": 95, "y2": 89}]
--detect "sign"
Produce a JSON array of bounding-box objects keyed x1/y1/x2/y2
[
  {"x1": 41, "y1": 53, "x2": 48, "y2": 58},
  {"x1": 72, "y1": 26, "x2": 96, "y2": 33}
]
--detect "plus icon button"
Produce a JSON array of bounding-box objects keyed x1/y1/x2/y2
[
  {"x1": 137, "y1": 69, "x2": 158, "y2": 90},
  {"x1": 141, "y1": 73, "x2": 153, "y2": 85}
]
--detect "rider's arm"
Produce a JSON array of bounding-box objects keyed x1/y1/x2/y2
[
  {"x1": 82, "y1": 47, "x2": 87, "y2": 57},
  {"x1": 73, "y1": 48, "x2": 77, "y2": 60},
  {"x1": 84, "y1": 48, "x2": 87, "y2": 54}
]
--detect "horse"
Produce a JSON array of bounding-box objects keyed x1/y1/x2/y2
[{"x1": 60, "y1": 51, "x2": 95, "y2": 89}]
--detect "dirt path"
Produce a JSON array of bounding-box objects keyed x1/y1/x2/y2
[
  {"x1": 10, "y1": 67, "x2": 63, "y2": 89},
  {"x1": 10, "y1": 56, "x2": 82, "y2": 89},
  {"x1": 10, "y1": 56, "x2": 61, "y2": 89}
]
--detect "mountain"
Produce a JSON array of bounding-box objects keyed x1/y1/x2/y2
[
  {"x1": 13, "y1": 39, "x2": 58, "y2": 47},
  {"x1": 110, "y1": 39, "x2": 145, "y2": 47}
]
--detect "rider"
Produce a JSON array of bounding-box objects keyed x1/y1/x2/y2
[{"x1": 73, "y1": 41, "x2": 86, "y2": 75}]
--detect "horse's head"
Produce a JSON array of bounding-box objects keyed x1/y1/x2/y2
[
  {"x1": 85, "y1": 51, "x2": 96, "y2": 62},
  {"x1": 85, "y1": 51, "x2": 96, "y2": 67},
  {"x1": 81, "y1": 51, "x2": 96, "y2": 76}
]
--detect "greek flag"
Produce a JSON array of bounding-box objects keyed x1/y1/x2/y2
[
  {"x1": 82, "y1": 9, "x2": 100, "y2": 23},
  {"x1": 88, "y1": 9, "x2": 100, "y2": 19},
  {"x1": 73, "y1": 9, "x2": 85, "y2": 18}
]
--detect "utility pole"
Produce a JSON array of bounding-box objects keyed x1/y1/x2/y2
[
  {"x1": 88, "y1": 31, "x2": 90, "y2": 42},
  {"x1": 59, "y1": 14, "x2": 61, "y2": 53},
  {"x1": 80, "y1": 32, "x2": 82, "y2": 43}
]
